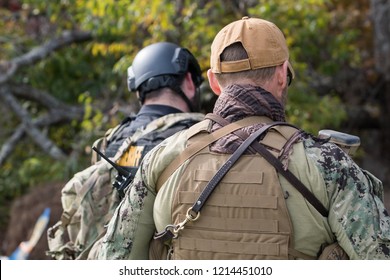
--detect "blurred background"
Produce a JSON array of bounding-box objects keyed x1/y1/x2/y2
[{"x1": 0, "y1": 0, "x2": 389, "y2": 259}]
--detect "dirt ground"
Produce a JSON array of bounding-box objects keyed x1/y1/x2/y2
[
  {"x1": 1, "y1": 182, "x2": 63, "y2": 260},
  {"x1": 1, "y1": 182, "x2": 389, "y2": 260}
]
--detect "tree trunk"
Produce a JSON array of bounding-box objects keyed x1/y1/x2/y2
[{"x1": 370, "y1": 0, "x2": 390, "y2": 185}]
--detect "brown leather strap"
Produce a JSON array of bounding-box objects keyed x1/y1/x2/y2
[
  {"x1": 207, "y1": 114, "x2": 326, "y2": 259},
  {"x1": 155, "y1": 113, "x2": 327, "y2": 259},
  {"x1": 190, "y1": 122, "x2": 282, "y2": 213},
  {"x1": 251, "y1": 140, "x2": 328, "y2": 217},
  {"x1": 154, "y1": 121, "x2": 282, "y2": 242},
  {"x1": 206, "y1": 113, "x2": 329, "y2": 217},
  {"x1": 155, "y1": 116, "x2": 267, "y2": 191}
]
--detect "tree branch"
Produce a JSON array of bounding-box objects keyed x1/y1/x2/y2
[
  {"x1": 0, "y1": 125, "x2": 25, "y2": 166},
  {"x1": 0, "y1": 105, "x2": 85, "y2": 166},
  {"x1": 0, "y1": 86, "x2": 67, "y2": 161},
  {"x1": 371, "y1": 0, "x2": 390, "y2": 81},
  {"x1": 0, "y1": 30, "x2": 93, "y2": 84},
  {"x1": 11, "y1": 84, "x2": 84, "y2": 122}
]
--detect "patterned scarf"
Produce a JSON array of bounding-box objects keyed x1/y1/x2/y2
[{"x1": 211, "y1": 84, "x2": 286, "y2": 154}]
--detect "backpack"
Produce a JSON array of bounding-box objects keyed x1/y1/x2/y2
[{"x1": 46, "y1": 113, "x2": 204, "y2": 260}]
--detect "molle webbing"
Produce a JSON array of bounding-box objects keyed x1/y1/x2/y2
[
  {"x1": 171, "y1": 147, "x2": 293, "y2": 259},
  {"x1": 155, "y1": 116, "x2": 271, "y2": 191},
  {"x1": 205, "y1": 114, "x2": 328, "y2": 217},
  {"x1": 154, "y1": 115, "x2": 320, "y2": 259},
  {"x1": 189, "y1": 122, "x2": 284, "y2": 214},
  {"x1": 166, "y1": 118, "x2": 294, "y2": 259}
]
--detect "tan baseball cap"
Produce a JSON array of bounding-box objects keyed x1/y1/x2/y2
[{"x1": 210, "y1": 16, "x2": 294, "y2": 79}]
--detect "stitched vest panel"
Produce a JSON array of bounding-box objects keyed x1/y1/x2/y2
[{"x1": 170, "y1": 147, "x2": 294, "y2": 260}]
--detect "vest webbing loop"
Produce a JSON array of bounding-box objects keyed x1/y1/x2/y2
[{"x1": 156, "y1": 116, "x2": 269, "y2": 191}]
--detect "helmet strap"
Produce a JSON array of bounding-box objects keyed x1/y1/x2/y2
[
  {"x1": 138, "y1": 75, "x2": 199, "y2": 112},
  {"x1": 171, "y1": 85, "x2": 198, "y2": 112}
]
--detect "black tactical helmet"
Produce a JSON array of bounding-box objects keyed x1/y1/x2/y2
[{"x1": 127, "y1": 42, "x2": 204, "y2": 111}]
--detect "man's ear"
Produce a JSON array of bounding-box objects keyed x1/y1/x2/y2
[
  {"x1": 207, "y1": 69, "x2": 222, "y2": 96},
  {"x1": 277, "y1": 61, "x2": 289, "y2": 88},
  {"x1": 182, "y1": 72, "x2": 196, "y2": 98}
]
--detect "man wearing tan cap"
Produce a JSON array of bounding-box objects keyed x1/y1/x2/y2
[{"x1": 96, "y1": 17, "x2": 390, "y2": 260}]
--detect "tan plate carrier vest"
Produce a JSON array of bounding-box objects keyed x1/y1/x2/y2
[{"x1": 154, "y1": 117, "x2": 314, "y2": 260}]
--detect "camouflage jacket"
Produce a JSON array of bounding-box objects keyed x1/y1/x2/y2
[
  {"x1": 47, "y1": 108, "x2": 204, "y2": 260},
  {"x1": 96, "y1": 85, "x2": 390, "y2": 260}
]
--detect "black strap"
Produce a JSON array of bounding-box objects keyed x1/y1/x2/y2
[
  {"x1": 250, "y1": 140, "x2": 328, "y2": 217},
  {"x1": 205, "y1": 113, "x2": 329, "y2": 217},
  {"x1": 154, "y1": 121, "x2": 283, "y2": 242},
  {"x1": 154, "y1": 115, "x2": 328, "y2": 242},
  {"x1": 190, "y1": 122, "x2": 284, "y2": 213}
]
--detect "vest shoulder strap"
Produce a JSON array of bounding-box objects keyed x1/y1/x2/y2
[
  {"x1": 156, "y1": 116, "x2": 268, "y2": 192},
  {"x1": 206, "y1": 114, "x2": 328, "y2": 217}
]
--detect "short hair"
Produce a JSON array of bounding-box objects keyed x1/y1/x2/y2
[{"x1": 214, "y1": 42, "x2": 276, "y2": 87}]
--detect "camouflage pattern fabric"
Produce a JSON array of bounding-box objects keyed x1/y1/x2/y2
[
  {"x1": 318, "y1": 243, "x2": 349, "y2": 260},
  {"x1": 96, "y1": 85, "x2": 390, "y2": 260},
  {"x1": 47, "y1": 112, "x2": 204, "y2": 260},
  {"x1": 96, "y1": 130, "x2": 189, "y2": 260},
  {"x1": 304, "y1": 136, "x2": 390, "y2": 259},
  {"x1": 96, "y1": 126, "x2": 390, "y2": 259}
]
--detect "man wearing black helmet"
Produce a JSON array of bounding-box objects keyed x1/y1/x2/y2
[
  {"x1": 103, "y1": 42, "x2": 204, "y2": 160},
  {"x1": 46, "y1": 42, "x2": 205, "y2": 260}
]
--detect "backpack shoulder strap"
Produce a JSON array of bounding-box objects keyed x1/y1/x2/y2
[
  {"x1": 155, "y1": 115, "x2": 268, "y2": 192},
  {"x1": 112, "y1": 112, "x2": 204, "y2": 162},
  {"x1": 91, "y1": 124, "x2": 122, "y2": 165},
  {"x1": 51, "y1": 114, "x2": 187, "y2": 236},
  {"x1": 48, "y1": 113, "x2": 203, "y2": 259}
]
